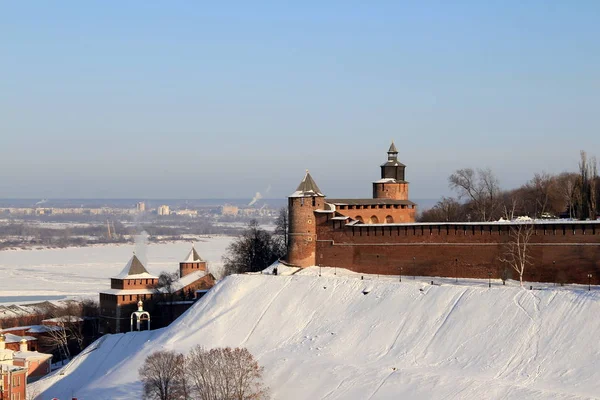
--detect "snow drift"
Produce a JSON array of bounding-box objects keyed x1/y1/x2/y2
[{"x1": 33, "y1": 272, "x2": 600, "y2": 399}]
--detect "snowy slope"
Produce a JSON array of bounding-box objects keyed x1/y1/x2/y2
[{"x1": 33, "y1": 272, "x2": 600, "y2": 399}]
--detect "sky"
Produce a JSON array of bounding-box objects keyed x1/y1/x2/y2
[{"x1": 1, "y1": 1, "x2": 599, "y2": 200}]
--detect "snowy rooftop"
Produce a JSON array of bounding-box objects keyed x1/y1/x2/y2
[
  {"x1": 112, "y1": 254, "x2": 158, "y2": 280},
  {"x1": 0, "y1": 364, "x2": 25, "y2": 373},
  {"x1": 14, "y1": 350, "x2": 52, "y2": 360},
  {"x1": 373, "y1": 178, "x2": 399, "y2": 183},
  {"x1": 42, "y1": 316, "x2": 84, "y2": 323},
  {"x1": 289, "y1": 171, "x2": 324, "y2": 198},
  {"x1": 100, "y1": 270, "x2": 210, "y2": 296},
  {"x1": 2, "y1": 333, "x2": 37, "y2": 343},
  {"x1": 183, "y1": 247, "x2": 203, "y2": 263}
]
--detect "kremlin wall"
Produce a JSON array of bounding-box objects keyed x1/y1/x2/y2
[{"x1": 285, "y1": 143, "x2": 600, "y2": 285}]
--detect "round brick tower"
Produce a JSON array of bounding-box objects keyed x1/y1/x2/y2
[
  {"x1": 287, "y1": 170, "x2": 325, "y2": 267},
  {"x1": 373, "y1": 141, "x2": 409, "y2": 200}
]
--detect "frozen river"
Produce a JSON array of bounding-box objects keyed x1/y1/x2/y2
[{"x1": 0, "y1": 236, "x2": 233, "y2": 304}]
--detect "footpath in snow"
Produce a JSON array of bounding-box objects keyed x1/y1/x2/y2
[{"x1": 32, "y1": 268, "x2": 600, "y2": 400}]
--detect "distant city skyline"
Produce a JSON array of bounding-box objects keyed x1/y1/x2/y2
[{"x1": 1, "y1": 2, "x2": 598, "y2": 200}]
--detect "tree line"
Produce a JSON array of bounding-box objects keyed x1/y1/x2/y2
[
  {"x1": 222, "y1": 209, "x2": 288, "y2": 276},
  {"x1": 420, "y1": 151, "x2": 599, "y2": 222}
]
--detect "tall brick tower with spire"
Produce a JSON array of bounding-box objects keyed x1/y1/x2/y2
[
  {"x1": 286, "y1": 170, "x2": 325, "y2": 267},
  {"x1": 373, "y1": 141, "x2": 409, "y2": 201}
]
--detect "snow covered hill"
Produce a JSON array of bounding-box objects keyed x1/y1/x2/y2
[{"x1": 33, "y1": 271, "x2": 600, "y2": 399}]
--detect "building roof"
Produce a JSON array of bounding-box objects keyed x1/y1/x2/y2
[
  {"x1": 0, "y1": 364, "x2": 25, "y2": 373},
  {"x1": 289, "y1": 171, "x2": 324, "y2": 198},
  {"x1": 2, "y1": 333, "x2": 37, "y2": 344},
  {"x1": 327, "y1": 199, "x2": 416, "y2": 206},
  {"x1": 100, "y1": 270, "x2": 212, "y2": 296},
  {"x1": 388, "y1": 141, "x2": 398, "y2": 153},
  {"x1": 381, "y1": 159, "x2": 406, "y2": 168},
  {"x1": 184, "y1": 247, "x2": 203, "y2": 263},
  {"x1": 14, "y1": 350, "x2": 52, "y2": 361},
  {"x1": 113, "y1": 255, "x2": 158, "y2": 280}
]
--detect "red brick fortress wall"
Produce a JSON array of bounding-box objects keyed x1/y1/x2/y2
[
  {"x1": 315, "y1": 216, "x2": 600, "y2": 285},
  {"x1": 336, "y1": 205, "x2": 416, "y2": 224}
]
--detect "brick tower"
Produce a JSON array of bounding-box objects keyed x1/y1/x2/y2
[
  {"x1": 287, "y1": 171, "x2": 325, "y2": 267},
  {"x1": 373, "y1": 142, "x2": 409, "y2": 201},
  {"x1": 179, "y1": 246, "x2": 207, "y2": 277}
]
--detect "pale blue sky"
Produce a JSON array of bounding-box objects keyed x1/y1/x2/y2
[{"x1": 1, "y1": 1, "x2": 598, "y2": 199}]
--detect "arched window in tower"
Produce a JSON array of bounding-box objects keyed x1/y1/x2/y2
[
  {"x1": 355, "y1": 216, "x2": 364, "y2": 223},
  {"x1": 370, "y1": 215, "x2": 379, "y2": 224},
  {"x1": 385, "y1": 215, "x2": 394, "y2": 223}
]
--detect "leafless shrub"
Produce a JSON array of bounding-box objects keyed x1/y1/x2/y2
[
  {"x1": 139, "y1": 350, "x2": 187, "y2": 400},
  {"x1": 187, "y1": 346, "x2": 267, "y2": 400}
]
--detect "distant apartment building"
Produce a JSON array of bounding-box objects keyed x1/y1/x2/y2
[
  {"x1": 136, "y1": 202, "x2": 146, "y2": 212},
  {"x1": 174, "y1": 209, "x2": 197, "y2": 217},
  {"x1": 221, "y1": 205, "x2": 239, "y2": 216},
  {"x1": 157, "y1": 205, "x2": 170, "y2": 216}
]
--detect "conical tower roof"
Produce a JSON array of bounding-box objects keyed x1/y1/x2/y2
[
  {"x1": 388, "y1": 141, "x2": 398, "y2": 153},
  {"x1": 184, "y1": 246, "x2": 203, "y2": 263},
  {"x1": 113, "y1": 254, "x2": 157, "y2": 279},
  {"x1": 289, "y1": 170, "x2": 324, "y2": 197}
]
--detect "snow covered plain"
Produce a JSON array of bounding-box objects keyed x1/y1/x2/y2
[
  {"x1": 0, "y1": 236, "x2": 233, "y2": 303},
  {"x1": 33, "y1": 269, "x2": 600, "y2": 399}
]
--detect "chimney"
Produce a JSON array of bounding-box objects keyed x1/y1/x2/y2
[
  {"x1": 20, "y1": 338, "x2": 27, "y2": 352},
  {"x1": 0, "y1": 333, "x2": 5, "y2": 350}
]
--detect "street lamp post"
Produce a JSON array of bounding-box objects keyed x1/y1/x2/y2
[
  {"x1": 319, "y1": 264, "x2": 321, "y2": 277},
  {"x1": 488, "y1": 271, "x2": 492, "y2": 288},
  {"x1": 588, "y1": 273, "x2": 592, "y2": 291},
  {"x1": 455, "y1": 258, "x2": 458, "y2": 283},
  {"x1": 399, "y1": 265, "x2": 402, "y2": 282}
]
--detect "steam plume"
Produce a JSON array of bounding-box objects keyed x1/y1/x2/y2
[
  {"x1": 248, "y1": 192, "x2": 263, "y2": 207},
  {"x1": 134, "y1": 230, "x2": 150, "y2": 267}
]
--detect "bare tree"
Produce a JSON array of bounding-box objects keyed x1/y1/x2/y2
[
  {"x1": 498, "y1": 224, "x2": 535, "y2": 286},
  {"x1": 155, "y1": 272, "x2": 179, "y2": 296},
  {"x1": 186, "y1": 346, "x2": 267, "y2": 400},
  {"x1": 578, "y1": 151, "x2": 598, "y2": 219},
  {"x1": 500, "y1": 190, "x2": 521, "y2": 220},
  {"x1": 223, "y1": 220, "x2": 284, "y2": 276},
  {"x1": 41, "y1": 302, "x2": 86, "y2": 363},
  {"x1": 273, "y1": 208, "x2": 289, "y2": 248},
  {"x1": 557, "y1": 172, "x2": 579, "y2": 219},
  {"x1": 139, "y1": 350, "x2": 187, "y2": 400},
  {"x1": 418, "y1": 197, "x2": 465, "y2": 222},
  {"x1": 41, "y1": 324, "x2": 71, "y2": 365},
  {"x1": 449, "y1": 168, "x2": 501, "y2": 221}
]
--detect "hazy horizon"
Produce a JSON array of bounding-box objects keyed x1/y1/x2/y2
[{"x1": 2, "y1": 2, "x2": 598, "y2": 200}]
